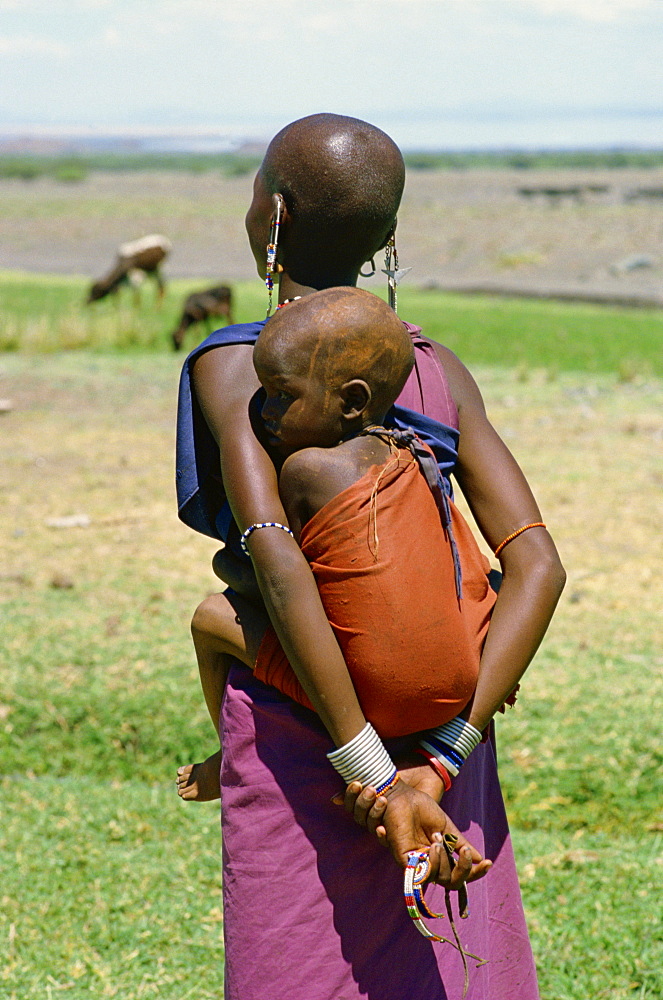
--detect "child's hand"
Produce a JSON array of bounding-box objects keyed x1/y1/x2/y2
[
  {"x1": 211, "y1": 548, "x2": 262, "y2": 603},
  {"x1": 340, "y1": 779, "x2": 492, "y2": 888}
]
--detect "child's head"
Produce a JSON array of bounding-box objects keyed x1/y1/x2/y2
[
  {"x1": 245, "y1": 113, "x2": 405, "y2": 288},
  {"x1": 253, "y1": 287, "x2": 414, "y2": 455}
]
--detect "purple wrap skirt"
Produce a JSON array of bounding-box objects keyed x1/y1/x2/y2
[{"x1": 220, "y1": 664, "x2": 539, "y2": 1000}]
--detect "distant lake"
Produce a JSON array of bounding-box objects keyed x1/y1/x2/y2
[
  {"x1": 2, "y1": 108, "x2": 661, "y2": 154},
  {"x1": 386, "y1": 109, "x2": 663, "y2": 151}
]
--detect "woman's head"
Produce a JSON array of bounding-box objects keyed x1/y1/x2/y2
[
  {"x1": 246, "y1": 113, "x2": 405, "y2": 289},
  {"x1": 253, "y1": 287, "x2": 414, "y2": 455}
]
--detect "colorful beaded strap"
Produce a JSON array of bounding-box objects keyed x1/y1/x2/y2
[
  {"x1": 404, "y1": 839, "x2": 486, "y2": 999},
  {"x1": 404, "y1": 852, "x2": 447, "y2": 934}
]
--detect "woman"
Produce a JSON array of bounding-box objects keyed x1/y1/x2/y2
[{"x1": 175, "y1": 113, "x2": 565, "y2": 1000}]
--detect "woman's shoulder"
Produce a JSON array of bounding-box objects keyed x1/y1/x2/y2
[{"x1": 425, "y1": 339, "x2": 485, "y2": 419}]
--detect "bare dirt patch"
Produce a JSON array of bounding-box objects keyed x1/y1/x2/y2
[{"x1": 1, "y1": 168, "x2": 662, "y2": 303}]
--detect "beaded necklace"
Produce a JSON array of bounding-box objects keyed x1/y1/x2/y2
[{"x1": 276, "y1": 296, "x2": 302, "y2": 310}]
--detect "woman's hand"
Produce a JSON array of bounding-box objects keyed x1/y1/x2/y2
[{"x1": 339, "y1": 778, "x2": 492, "y2": 888}]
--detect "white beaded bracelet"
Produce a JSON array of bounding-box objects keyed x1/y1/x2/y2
[
  {"x1": 240, "y1": 521, "x2": 294, "y2": 556},
  {"x1": 327, "y1": 722, "x2": 397, "y2": 792}
]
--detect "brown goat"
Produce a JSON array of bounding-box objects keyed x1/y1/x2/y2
[
  {"x1": 171, "y1": 285, "x2": 234, "y2": 350},
  {"x1": 87, "y1": 234, "x2": 172, "y2": 304}
]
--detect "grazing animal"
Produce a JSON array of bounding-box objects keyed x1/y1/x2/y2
[
  {"x1": 171, "y1": 285, "x2": 234, "y2": 351},
  {"x1": 87, "y1": 234, "x2": 172, "y2": 305}
]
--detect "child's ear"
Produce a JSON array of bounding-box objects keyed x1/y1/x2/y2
[{"x1": 340, "y1": 380, "x2": 371, "y2": 419}]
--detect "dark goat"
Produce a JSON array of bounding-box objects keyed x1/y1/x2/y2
[
  {"x1": 87, "y1": 235, "x2": 172, "y2": 304},
  {"x1": 171, "y1": 285, "x2": 234, "y2": 350}
]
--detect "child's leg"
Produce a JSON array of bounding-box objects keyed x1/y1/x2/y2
[
  {"x1": 191, "y1": 588, "x2": 267, "y2": 733},
  {"x1": 177, "y1": 589, "x2": 267, "y2": 801}
]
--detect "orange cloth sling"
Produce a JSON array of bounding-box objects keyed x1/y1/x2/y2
[{"x1": 254, "y1": 449, "x2": 496, "y2": 739}]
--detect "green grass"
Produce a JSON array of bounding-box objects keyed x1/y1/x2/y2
[
  {"x1": 1, "y1": 270, "x2": 662, "y2": 375},
  {"x1": 2, "y1": 148, "x2": 663, "y2": 182},
  {"x1": 2, "y1": 559, "x2": 661, "y2": 998},
  {"x1": 401, "y1": 288, "x2": 663, "y2": 377},
  {"x1": 3, "y1": 778, "x2": 224, "y2": 999},
  {"x1": 0, "y1": 152, "x2": 263, "y2": 181}
]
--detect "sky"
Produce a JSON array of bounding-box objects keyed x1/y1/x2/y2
[{"x1": 1, "y1": 0, "x2": 662, "y2": 149}]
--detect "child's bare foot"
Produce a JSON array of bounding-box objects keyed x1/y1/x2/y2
[{"x1": 176, "y1": 750, "x2": 222, "y2": 801}]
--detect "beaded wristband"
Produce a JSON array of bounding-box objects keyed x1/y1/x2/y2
[
  {"x1": 327, "y1": 722, "x2": 396, "y2": 791},
  {"x1": 374, "y1": 771, "x2": 400, "y2": 798},
  {"x1": 240, "y1": 521, "x2": 294, "y2": 556},
  {"x1": 419, "y1": 718, "x2": 483, "y2": 778},
  {"x1": 494, "y1": 522, "x2": 545, "y2": 558}
]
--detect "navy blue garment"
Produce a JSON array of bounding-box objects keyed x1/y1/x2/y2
[{"x1": 175, "y1": 322, "x2": 460, "y2": 555}]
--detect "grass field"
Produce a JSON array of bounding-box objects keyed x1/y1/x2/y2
[
  {"x1": 1, "y1": 270, "x2": 662, "y2": 378},
  {"x1": 2, "y1": 148, "x2": 663, "y2": 181},
  {"x1": 1, "y1": 283, "x2": 662, "y2": 998}
]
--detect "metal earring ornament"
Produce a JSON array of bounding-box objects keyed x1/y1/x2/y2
[
  {"x1": 381, "y1": 234, "x2": 412, "y2": 314},
  {"x1": 359, "y1": 257, "x2": 376, "y2": 278},
  {"x1": 265, "y1": 197, "x2": 283, "y2": 317}
]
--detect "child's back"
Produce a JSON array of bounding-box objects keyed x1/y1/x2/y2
[{"x1": 254, "y1": 428, "x2": 496, "y2": 738}]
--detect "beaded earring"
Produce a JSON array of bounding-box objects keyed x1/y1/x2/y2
[
  {"x1": 381, "y1": 232, "x2": 412, "y2": 314},
  {"x1": 265, "y1": 197, "x2": 283, "y2": 317},
  {"x1": 383, "y1": 234, "x2": 399, "y2": 311}
]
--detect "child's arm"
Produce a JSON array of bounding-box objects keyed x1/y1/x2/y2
[{"x1": 277, "y1": 446, "x2": 355, "y2": 539}]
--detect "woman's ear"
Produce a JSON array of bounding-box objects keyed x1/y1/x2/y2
[
  {"x1": 340, "y1": 379, "x2": 371, "y2": 420},
  {"x1": 272, "y1": 192, "x2": 288, "y2": 222}
]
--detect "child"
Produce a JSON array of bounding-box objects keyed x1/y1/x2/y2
[{"x1": 178, "y1": 285, "x2": 498, "y2": 800}]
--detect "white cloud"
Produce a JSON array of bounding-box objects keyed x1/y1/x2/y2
[
  {"x1": 102, "y1": 26, "x2": 121, "y2": 46},
  {"x1": 0, "y1": 34, "x2": 69, "y2": 56},
  {"x1": 504, "y1": 0, "x2": 658, "y2": 22},
  {"x1": 0, "y1": 0, "x2": 110, "y2": 8}
]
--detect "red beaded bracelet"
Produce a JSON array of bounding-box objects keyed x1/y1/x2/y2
[{"x1": 494, "y1": 522, "x2": 545, "y2": 558}]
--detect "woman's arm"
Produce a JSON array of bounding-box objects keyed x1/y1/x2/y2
[
  {"x1": 346, "y1": 344, "x2": 565, "y2": 833},
  {"x1": 436, "y1": 343, "x2": 566, "y2": 732},
  {"x1": 193, "y1": 343, "x2": 366, "y2": 746}
]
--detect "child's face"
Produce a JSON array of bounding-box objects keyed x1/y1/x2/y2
[{"x1": 254, "y1": 349, "x2": 344, "y2": 456}]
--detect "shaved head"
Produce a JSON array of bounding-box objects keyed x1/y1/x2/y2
[
  {"x1": 254, "y1": 288, "x2": 414, "y2": 421},
  {"x1": 261, "y1": 114, "x2": 405, "y2": 287}
]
